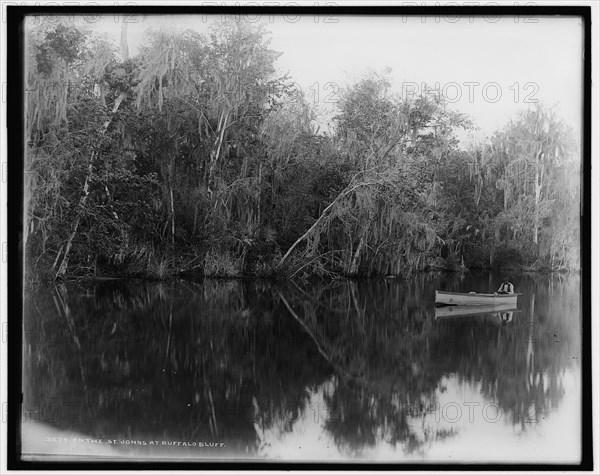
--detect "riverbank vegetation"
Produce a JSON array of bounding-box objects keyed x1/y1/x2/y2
[{"x1": 24, "y1": 19, "x2": 581, "y2": 284}]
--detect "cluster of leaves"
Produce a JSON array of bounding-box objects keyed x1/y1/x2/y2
[{"x1": 35, "y1": 23, "x2": 88, "y2": 75}]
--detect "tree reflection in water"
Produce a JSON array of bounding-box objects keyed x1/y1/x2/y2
[{"x1": 22, "y1": 272, "x2": 580, "y2": 460}]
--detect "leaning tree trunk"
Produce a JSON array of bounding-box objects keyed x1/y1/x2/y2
[
  {"x1": 349, "y1": 222, "x2": 371, "y2": 276},
  {"x1": 206, "y1": 109, "x2": 230, "y2": 199},
  {"x1": 54, "y1": 91, "x2": 127, "y2": 279},
  {"x1": 169, "y1": 179, "x2": 175, "y2": 245},
  {"x1": 120, "y1": 22, "x2": 129, "y2": 61},
  {"x1": 533, "y1": 152, "x2": 544, "y2": 246},
  {"x1": 54, "y1": 22, "x2": 130, "y2": 279},
  {"x1": 278, "y1": 176, "x2": 381, "y2": 269}
]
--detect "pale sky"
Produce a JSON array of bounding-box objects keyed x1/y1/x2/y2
[{"x1": 62, "y1": 13, "x2": 583, "y2": 142}]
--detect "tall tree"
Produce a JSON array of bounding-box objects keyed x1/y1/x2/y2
[{"x1": 492, "y1": 105, "x2": 576, "y2": 249}]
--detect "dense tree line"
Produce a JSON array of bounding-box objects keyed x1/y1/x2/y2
[{"x1": 24, "y1": 19, "x2": 581, "y2": 283}]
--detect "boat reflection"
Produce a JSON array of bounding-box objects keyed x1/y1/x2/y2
[{"x1": 435, "y1": 303, "x2": 518, "y2": 321}]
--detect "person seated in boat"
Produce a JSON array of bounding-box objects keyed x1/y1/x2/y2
[{"x1": 496, "y1": 277, "x2": 514, "y2": 295}]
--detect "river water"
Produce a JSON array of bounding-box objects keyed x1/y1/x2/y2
[{"x1": 21, "y1": 271, "x2": 581, "y2": 463}]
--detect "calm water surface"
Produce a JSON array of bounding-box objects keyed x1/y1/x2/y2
[{"x1": 21, "y1": 271, "x2": 581, "y2": 462}]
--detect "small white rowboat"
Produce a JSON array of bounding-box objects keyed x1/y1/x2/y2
[{"x1": 435, "y1": 290, "x2": 520, "y2": 307}]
